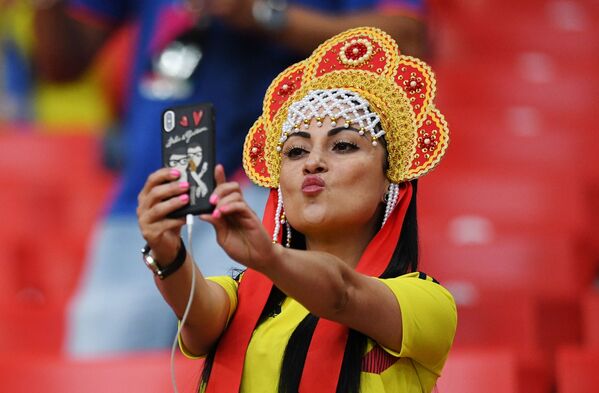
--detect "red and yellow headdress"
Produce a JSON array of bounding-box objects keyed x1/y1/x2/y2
[{"x1": 243, "y1": 26, "x2": 449, "y2": 188}]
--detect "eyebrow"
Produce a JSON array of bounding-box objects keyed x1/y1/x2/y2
[
  {"x1": 286, "y1": 127, "x2": 361, "y2": 140},
  {"x1": 328, "y1": 126, "x2": 360, "y2": 136}
]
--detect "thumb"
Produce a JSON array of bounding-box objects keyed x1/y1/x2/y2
[
  {"x1": 214, "y1": 164, "x2": 226, "y2": 186},
  {"x1": 199, "y1": 209, "x2": 226, "y2": 233}
]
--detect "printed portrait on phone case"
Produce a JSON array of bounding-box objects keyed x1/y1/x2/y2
[
  {"x1": 162, "y1": 104, "x2": 215, "y2": 217},
  {"x1": 167, "y1": 143, "x2": 209, "y2": 205}
]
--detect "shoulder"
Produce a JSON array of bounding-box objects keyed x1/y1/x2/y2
[
  {"x1": 379, "y1": 272, "x2": 455, "y2": 305},
  {"x1": 377, "y1": 272, "x2": 457, "y2": 373}
]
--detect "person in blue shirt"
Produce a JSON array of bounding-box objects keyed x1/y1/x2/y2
[{"x1": 34, "y1": 0, "x2": 428, "y2": 357}]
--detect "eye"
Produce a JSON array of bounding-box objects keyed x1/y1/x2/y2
[
  {"x1": 332, "y1": 140, "x2": 358, "y2": 153},
  {"x1": 283, "y1": 145, "x2": 308, "y2": 159}
]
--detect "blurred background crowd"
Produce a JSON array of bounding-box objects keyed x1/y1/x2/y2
[{"x1": 0, "y1": 0, "x2": 597, "y2": 392}]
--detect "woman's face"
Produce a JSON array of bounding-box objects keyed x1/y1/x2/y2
[{"x1": 279, "y1": 115, "x2": 389, "y2": 238}]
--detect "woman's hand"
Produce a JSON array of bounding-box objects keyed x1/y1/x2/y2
[
  {"x1": 137, "y1": 168, "x2": 189, "y2": 264},
  {"x1": 200, "y1": 165, "x2": 275, "y2": 270}
]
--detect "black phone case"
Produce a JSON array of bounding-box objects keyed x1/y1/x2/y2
[{"x1": 161, "y1": 102, "x2": 216, "y2": 218}]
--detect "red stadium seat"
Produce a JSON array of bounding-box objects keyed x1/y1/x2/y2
[
  {"x1": 420, "y1": 216, "x2": 584, "y2": 390},
  {"x1": 0, "y1": 305, "x2": 65, "y2": 354},
  {"x1": 0, "y1": 352, "x2": 203, "y2": 393},
  {"x1": 436, "y1": 348, "x2": 518, "y2": 393},
  {"x1": 556, "y1": 346, "x2": 599, "y2": 393},
  {"x1": 419, "y1": 226, "x2": 589, "y2": 299},
  {"x1": 423, "y1": 0, "x2": 597, "y2": 391},
  {"x1": 450, "y1": 290, "x2": 537, "y2": 358},
  {"x1": 0, "y1": 132, "x2": 115, "y2": 355},
  {"x1": 430, "y1": 0, "x2": 599, "y2": 77},
  {"x1": 447, "y1": 288, "x2": 551, "y2": 393},
  {"x1": 0, "y1": 132, "x2": 114, "y2": 306},
  {"x1": 419, "y1": 169, "x2": 588, "y2": 239},
  {"x1": 433, "y1": 102, "x2": 597, "y2": 181},
  {"x1": 582, "y1": 289, "x2": 599, "y2": 347}
]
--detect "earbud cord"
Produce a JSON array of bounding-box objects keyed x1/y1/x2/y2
[{"x1": 171, "y1": 213, "x2": 197, "y2": 393}]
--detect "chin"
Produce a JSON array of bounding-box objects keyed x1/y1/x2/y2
[{"x1": 295, "y1": 215, "x2": 328, "y2": 232}]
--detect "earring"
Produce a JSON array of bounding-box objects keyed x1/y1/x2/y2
[
  {"x1": 273, "y1": 187, "x2": 284, "y2": 243},
  {"x1": 285, "y1": 222, "x2": 292, "y2": 248},
  {"x1": 272, "y1": 187, "x2": 292, "y2": 248},
  {"x1": 382, "y1": 183, "x2": 399, "y2": 227}
]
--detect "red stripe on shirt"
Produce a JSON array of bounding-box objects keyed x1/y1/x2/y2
[{"x1": 361, "y1": 345, "x2": 400, "y2": 374}]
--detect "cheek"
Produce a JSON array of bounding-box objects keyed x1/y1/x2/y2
[
  {"x1": 279, "y1": 163, "x2": 299, "y2": 205},
  {"x1": 279, "y1": 160, "x2": 302, "y2": 189},
  {"x1": 326, "y1": 165, "x2": 386, "y2": 220},
  {"x1": 334, "y1": 163, "x2": 385, "y2": 197}
]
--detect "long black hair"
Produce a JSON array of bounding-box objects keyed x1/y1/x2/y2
[
  {"x1": 201, "y1": 125, "x2": 419, "y2": 392},
  {"x1": 276, "y1": 179, "x2": 419, "y2": 393},
  {"x1": 199, "y1": 180, "x2": 419, "y2": 393}
]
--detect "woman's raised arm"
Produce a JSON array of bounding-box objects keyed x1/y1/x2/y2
[
  {"x1": 202, "y1": 167, "x2": 404, "y2": 353},
  {"x1": 266, "y1": 247, "x2": 404, "y2": 352},
  {"x1": 137, "y1": 167, "x2": 230, "y2": 356}
]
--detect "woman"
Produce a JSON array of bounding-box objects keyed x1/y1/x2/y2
[{"x1": 137, "y1": 27, "x2": 456, "y2": 393}]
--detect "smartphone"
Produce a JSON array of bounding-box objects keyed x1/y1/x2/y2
[{"x1": 162, "y1": 102, "x2": 216, "y2": 217}]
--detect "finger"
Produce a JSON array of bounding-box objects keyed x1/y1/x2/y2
[
  {"x1": 214, "y1": 164, "x2": 226, "y2": 186},
  {"x1": 211, "y1": 182, "x2": 242, "y2": 205},
  {"x1": 218, "y1": 201, "x2": 253, "y2": 217},
  {"x1": 199, "y1": 212, "x2": 226, "y2": 234},
  {"x1": 139, "y1": 168, "x2": 181, "y2": 202},
  {"x1": 144, "y1": 179, "x2": 190, "y2": 210},
  {"x1": 215, "y1": 191, "x2": 243, "y2": 208},
  {"x1": 144, "y1": 193, "x2": 190, "y2": 223}
]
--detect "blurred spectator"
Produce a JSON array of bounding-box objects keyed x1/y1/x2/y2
[
  {"x1": 33, "y1": 0, "x2": 428, "y2": 357},
  {"x1": 0, "y1": 0, "x2": 115, "y2": 128}
]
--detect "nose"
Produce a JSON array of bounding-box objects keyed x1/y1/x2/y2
[{"x1": 302, "y1": 149, "x2": 327, "y2": 175}]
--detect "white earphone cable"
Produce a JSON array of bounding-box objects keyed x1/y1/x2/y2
[{"x1": 170, "y1": 213, "x2": 197, "y2": 393}]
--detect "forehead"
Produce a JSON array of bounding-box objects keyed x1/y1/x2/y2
[{"x1": 285, "y1": 120, "x2": 361, "y2": 139}]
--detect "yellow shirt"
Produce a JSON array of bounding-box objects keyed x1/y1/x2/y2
[{"x1": 181, "y1": 272, "x2": 457, "y2": 393}]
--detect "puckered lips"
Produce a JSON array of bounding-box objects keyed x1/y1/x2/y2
[{"x1": 301, "y1": 175, "x2": 326, "y2": 196}]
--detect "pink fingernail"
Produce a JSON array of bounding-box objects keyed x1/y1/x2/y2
[
  {"x1": 219, "y1": 204, "x2": 228, "y2": 213},
  {"x1": 170, "y1": 169, "x2": 180, "y2": 177},
  {"x1": 179, "y1": 181, "x2": 189, "y2": 189},
  {"x1": 209, "y1": 194, "x2": 219, "y2": 205},
  {"x1": 179, "y1": 194, "x2": 189, "y2": 202},
  {"x1": 212, "y1": 208, "x2": 221, "y2": 218}
]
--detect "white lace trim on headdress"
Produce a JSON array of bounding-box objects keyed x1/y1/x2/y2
[{"x1": 278, "y1": 89, "x2": 385, "y2": 150}]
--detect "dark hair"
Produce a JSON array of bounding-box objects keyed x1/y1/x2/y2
[
  {"x1": 200, "y1": 180, "x2": 418, "y2": 392},
  {"x1": 201, "y1": 128, "x2": 419, "y2": 392},
  {"x1": 277, "y1": 180, "x2": 418, "y2": 393}
]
